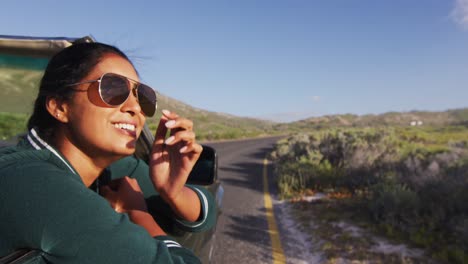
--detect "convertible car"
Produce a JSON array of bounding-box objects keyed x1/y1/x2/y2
[{"x1": 0, "y1": 35, "x2": 223, "y2": 263}]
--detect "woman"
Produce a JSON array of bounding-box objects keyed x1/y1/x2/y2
[{"x1": 0, "y1": 42, "x2": 212, "y2": 263}]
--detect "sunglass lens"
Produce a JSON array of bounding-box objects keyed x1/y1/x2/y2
[
  {"x1": 100, "y1": 74, "x2": 129, "y2": 105},
  {"x1": 137, "y1": 84, "x2": 157, "y2": 117}
]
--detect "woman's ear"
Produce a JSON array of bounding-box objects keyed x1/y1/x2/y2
[{"x1": 45, "y1": 96, "x2": 69, "y2": 123}]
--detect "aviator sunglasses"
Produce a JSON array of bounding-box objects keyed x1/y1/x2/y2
[{"x1": 66, "y1": 73, "x2": 157, "y2": 117}]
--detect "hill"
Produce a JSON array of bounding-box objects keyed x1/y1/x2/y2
[
  {"x1": 154, "y1": 94, "x2": 277, "y2": 140},
  {"x1": 277, "y1": 108, "x2": 468, "y2": 132},
  {"x1": 0, "y1": 67, "x2": 276, "y2": 141},
  {"x1": 0, "y1": 67, "x2": 43, "y2": 114},
  {"x1": 1, "y1": 67, "x2": 467, "y2": 141}
]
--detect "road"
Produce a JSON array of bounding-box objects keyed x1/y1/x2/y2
[
  {"x1": 205, "y1": 136, "x2": 286, "y2": 264},
  {"x1": 203, "y1": 137, "x2": 439, "y2": 264}
]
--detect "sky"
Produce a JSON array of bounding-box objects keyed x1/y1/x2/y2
[{"x1": 1, "y1": 0, "x2": 468, "y2": 122}]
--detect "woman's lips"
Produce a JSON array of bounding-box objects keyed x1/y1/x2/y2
[{"x1": 112, "y1": 122, "x2": 137, "y2": 137}]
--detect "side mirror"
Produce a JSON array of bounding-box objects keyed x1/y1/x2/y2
[{"x1": 187, "y1": 145, "x2": 218, "y2": 185}]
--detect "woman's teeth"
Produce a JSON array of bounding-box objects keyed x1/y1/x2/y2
[{"x1": 113, "y1": 123, "x2": 136, "y2": 132}]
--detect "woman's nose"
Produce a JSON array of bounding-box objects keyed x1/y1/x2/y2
[{"x1": 121, "y1": 87, "x2": 142, "y2": 116}]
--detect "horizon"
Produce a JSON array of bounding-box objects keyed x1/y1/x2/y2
[{"x1": 254, "y1": 106, "x2": 468, "y2": 123}]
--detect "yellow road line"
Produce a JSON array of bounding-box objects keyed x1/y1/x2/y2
[{"x1": 263, "y1": 158, "x2": 286, "y2": 264}]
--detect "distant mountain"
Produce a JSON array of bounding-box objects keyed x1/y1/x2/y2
[
  {"x1": 279, "y1": 108, "x2": 468, "y2": 130},
  {"x1": 152, "y1": 93, "x2": 276, "y2": 139}
]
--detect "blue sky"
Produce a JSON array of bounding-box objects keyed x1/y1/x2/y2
[{"x1": 2, "y1": 0, "x2": 468, "y2": 122}]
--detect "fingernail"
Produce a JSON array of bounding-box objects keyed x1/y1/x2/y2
[
  {"x1": 165, "y1": 120, "x2": 176, "y2": 128},
  {"x1": 162, "y1": 109, "x2": 171, "y2": 116},
  {"x1": 165, "y1": 136, "x2": 175, "y2": 144},
  {"x1": 179, "y1": 146, "x2": 188, "y2": 153}
]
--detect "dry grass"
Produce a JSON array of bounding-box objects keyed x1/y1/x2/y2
[{"x1": 286, "y1": 195, "x2": 440, "y2": 264}]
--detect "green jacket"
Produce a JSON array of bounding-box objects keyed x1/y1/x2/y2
[
  {"x1": 0, "y1": 128, "x2": 215, "y2": 263},
  {"x1": 105, "y1": 155, "x2": 215, "y2": 234}
]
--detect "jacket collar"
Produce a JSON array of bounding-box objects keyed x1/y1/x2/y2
[{"x1": 26, "y1": 128, "x2": 78, "y2": 175}]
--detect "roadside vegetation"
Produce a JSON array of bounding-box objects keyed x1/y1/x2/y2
[
  {"x1": 270, "y1": 125, "x2": 468, "y2": 263},
  {"x1": 0, "y1": 112, "x2": 28, "y2": 141}
]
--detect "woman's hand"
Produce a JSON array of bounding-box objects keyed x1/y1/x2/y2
[
  {"x1": 101, "y1": 177, "x2": 165, "y2": 236},
  {"x1": 150, "y1": 110, "x2": 203, "y2": 221},
  {"x1": 100, "y1": 176, "x2": 148, "y2": 213}
]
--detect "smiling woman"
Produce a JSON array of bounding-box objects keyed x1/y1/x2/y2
[{"x1": 0, "y1": 41, "x2": 216, "y2": 263}]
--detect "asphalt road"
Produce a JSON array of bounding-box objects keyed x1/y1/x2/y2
[{"x1": 205, "y1": 136, "x2": 285, "y2": 264}]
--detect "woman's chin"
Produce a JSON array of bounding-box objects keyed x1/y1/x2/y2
[
  {"x1": 110, "y1": 141, "x2": 137, "y2": 157},
  {"x1": 125, "y1": 139, "x2": 137, "y2": 150}
]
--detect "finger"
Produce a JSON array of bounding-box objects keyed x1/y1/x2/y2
[
  {"x1": 99, "y1": 185, "x2": 114, "y2": 198},
  {"x1": 154, "y1": 117, "x2": 169, "y2": 144},
  {"x1": 162, "y1": 109, "x2": 179, "y2": 120},
  {"x1": 121, "y1": 176, "x2": 143, "y2": 193},
  {"x1": 154, "y1": 110, "x2": 183, "y2": 150},
  {"x1": 180, "y1": 142, "x2": 203, "y2": 154},
  {"x1": 107, "y1": 178, "x2": 123, "y2": 191},
  {"x1": 99, "y1": 185, "x2": 117, "y2": 209},
  {"x1": 153, "y1": 116, "x2": 169, "y2": 154},
  {"x1": 164, "y1": 130, "x2": 196, "y2": 146},
  {"x1": 165, "y1": 117, "x2": 193, "y2": 131}
]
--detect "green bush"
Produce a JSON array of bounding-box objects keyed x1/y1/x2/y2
[
  {"x1": 270, "y1": 125, "x2": 468, "y2": 262},
  {"x1": 0, "y1": 112, "x2": 28, "y2": 140}
]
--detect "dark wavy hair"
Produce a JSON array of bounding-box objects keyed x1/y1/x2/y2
[{"x1": 27, "y1": 42, "x2": 132, "y2": 141}]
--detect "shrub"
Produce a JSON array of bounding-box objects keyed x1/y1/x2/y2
[
  {"x1": 0, "y1": 112, "x2": 28, "y2": 140},
  {"x1": 271, "y1": 125, "x2": 468, "y2": 262}
]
